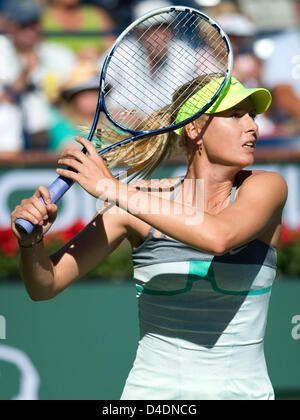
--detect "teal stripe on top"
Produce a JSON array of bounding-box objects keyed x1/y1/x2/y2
[
  {"x1": 188, "y1": 261, "x2": 272, "y2": 296},
  {"x1": 135, "y1": 260, "x2": 211, "y2": 296},
  {"x1": 136, "y1": 260, "x2": 272, "y2": 296}
]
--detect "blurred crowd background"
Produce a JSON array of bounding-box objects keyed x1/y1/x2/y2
[{"x1": 0, "y1": 0, "x2": 299, "y2": 161}]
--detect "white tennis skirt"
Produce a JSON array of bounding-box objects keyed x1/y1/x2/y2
[{"x1": 120, "y1": 334, "x2": 274, "y2": 400}]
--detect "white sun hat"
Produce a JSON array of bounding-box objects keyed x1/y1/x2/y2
[
  {"x1": 133, "y1": 0, "x2": 173, "y2": 22},
  {"x1": 216, "y1": 13, "x2": 257, "y2": 37}
]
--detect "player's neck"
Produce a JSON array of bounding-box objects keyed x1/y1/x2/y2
[{"x1": 185, "y1": 160, "x2": 238, "y2": 212}]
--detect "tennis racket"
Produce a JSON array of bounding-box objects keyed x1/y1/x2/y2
[{"x1": 15, "y1": 5, "x2": 233, "y2": 234}]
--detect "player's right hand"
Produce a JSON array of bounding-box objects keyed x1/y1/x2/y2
[{"x1": 11, "y1": 186, "x2": 58, "y2": 247}]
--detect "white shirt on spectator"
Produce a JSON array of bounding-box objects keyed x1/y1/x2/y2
[
  {"x1": 262, "y1": 29, "x2": 300, "y2": 98},
  {"x1": 104, "y1": 38, "x2": 199, "y2": 116},
  {"x1": 0, "y1": 102, "x2": 23, "y2": 151},
  {"x1": 0, "y1": 35, "x2": 77, "y2": 135}
]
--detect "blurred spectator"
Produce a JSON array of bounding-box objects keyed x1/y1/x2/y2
[
  {"x1": 0, "y1": 0, "x2": 77, "y2": 150},
  {"x1": 85, "y1": 0, "x2": 134, "y2": 27},
  {"x1": 0, "y1": 102, "x2": 23, "y2": 156},
  {"x1": 41, "y1": 0, "x2": 117, "y2": 61},
  {"x1": 102, "y1": 0, "x2": 198, "y2": 116},
  {"x1": 49, "y1": 60, "x2": 99, "y2": 151},
  {"x1": 0, "y1": 1, "x2": 6, "y2": 33},
  {"x1": 0, "y1": 33, "x2": 23, "y2": 157},
  {"x1": 237, "y1": 0, "x2": 297, "y2": 32},
  {"x1": 216, "y1": 13, "x2": 259, "y2": 86},
  {"x1": 209, "y1": 9, "x2": 277, "y2": 137},
  {"x1": 206, "y1": 1, "x2": 240, "y2": 19},
  {"x1": 262, "y1": 0, "x2": 300, "y2": 134}
]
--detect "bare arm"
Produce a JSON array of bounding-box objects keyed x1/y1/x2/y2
[
  {"x1": 47, "y1": 207, "x2": 128, "y2": 299},
  {"x1": 11, "y1": 187, "x2": 128, "y2": 301},
  {"x1": 112, "y1": 171, "x2": 287, "y2": 255},
  {"x1": 56, "y1": 137, "x2": 288, "y2": 256}
]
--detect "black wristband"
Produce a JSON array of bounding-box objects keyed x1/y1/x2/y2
[{"x1": 18, "y1": 236, "x2": 44, "y2": 249}]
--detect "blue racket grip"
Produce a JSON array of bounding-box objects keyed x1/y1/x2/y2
[{"x1": 15, "y1": 175, "x2": 74, "y2": 235}]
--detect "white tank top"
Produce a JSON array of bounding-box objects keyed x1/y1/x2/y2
[{"x1": 121, "y1": 177, "x2": 276, "y2": 400}]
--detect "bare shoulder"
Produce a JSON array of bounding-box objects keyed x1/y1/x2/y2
[{"x1": 236, "y1": 169, "x2": 288, "y2": 208}]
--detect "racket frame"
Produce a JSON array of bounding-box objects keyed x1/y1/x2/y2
[{"x1": 88, "y1": 5, "x2": 234, "y2": 152}]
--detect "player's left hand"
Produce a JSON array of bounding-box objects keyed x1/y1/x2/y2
[{"x1": 56, "y1": 136, "x2": 118, "y2": 200}]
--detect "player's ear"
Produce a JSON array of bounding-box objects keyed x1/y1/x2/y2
[
  {"x1": 184, "y1": 121, "x2": 202, "y2": 140},
  {"x1": 185, "y1": 115, "x2": 212, "y2": 140}
]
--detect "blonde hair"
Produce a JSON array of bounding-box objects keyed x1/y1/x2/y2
[{"x1": 93, "y1": 73, "x2": 221, "y2": 179}]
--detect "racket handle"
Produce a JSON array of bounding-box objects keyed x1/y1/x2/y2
[{"x1": 15, "y1": 175, "x2": 74, "y2": 235}]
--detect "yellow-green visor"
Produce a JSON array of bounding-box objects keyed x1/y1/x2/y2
[{"x1": 175, "y1": 77, "x2": 272, "y2": 134}]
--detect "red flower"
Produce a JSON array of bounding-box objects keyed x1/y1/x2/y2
[
  {"x1": 0, "y1": 220, "x2": 86, "y2": 257},
  {"x1": 0, "y1": 228, "x2": 18, "y2": 256},
  {"x1": 280, "y1": 221, "x2": 293, "y2": 244},
  {"x1": 279, "y1": 220, "x2": 300, "y2": 245},
  {"x1": 59, "y1": 220, "x2": 85, "y2": 243}
]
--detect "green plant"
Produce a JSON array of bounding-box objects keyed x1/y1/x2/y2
[{"x1": 277, "y1": 240, "x2": 300, "y2": 276}]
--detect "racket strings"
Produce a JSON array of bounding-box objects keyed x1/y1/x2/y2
[
  {"x1": 105, "y1": 62, "x2": 221, "y2": 131},
  {"x1": 105, "y1": 20, "x2": 227, "y2": 125},
  {"x1": 138, "y1": 15, "x2": 226, "y2": 77},
  {"x1": 96, "y1": 9, "x2": 231, "y2": 179},
  {"x1": 165, "y1": 31, "x2": 228, "y2": 119},
  {"x1": 105, "y1": 69, "x2": 221, "y2": 134},
  {"x1": 108, "y1": 40, "x2": 223, "y2": 118},
  {"x1": 133, "y1": 14, "x2": 201, "y2": 81}
]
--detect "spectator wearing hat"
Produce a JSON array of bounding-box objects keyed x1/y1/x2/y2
[
  {"x1": 216, "y1": 12, "x2": 260, "y2": 87},
  {"x1": 0, "y1": 0, "x2": 77, "y2": 150},
  {"x1": 216, "y1": 11, "x2": 276, "y2": 137},
  {"x1": 102, "y1": 0, "x2": 198, "y2": 115},
  {"x1": 48, "y1": 61, "x2": 100, "y2": 152},
  {"x1": 262, "y1": 0, "x2": 300, "y2": 134}
]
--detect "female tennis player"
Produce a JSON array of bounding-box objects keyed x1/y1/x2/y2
[{"x1": 11, "y1": 77, "x2": 288, "y2": 400}]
